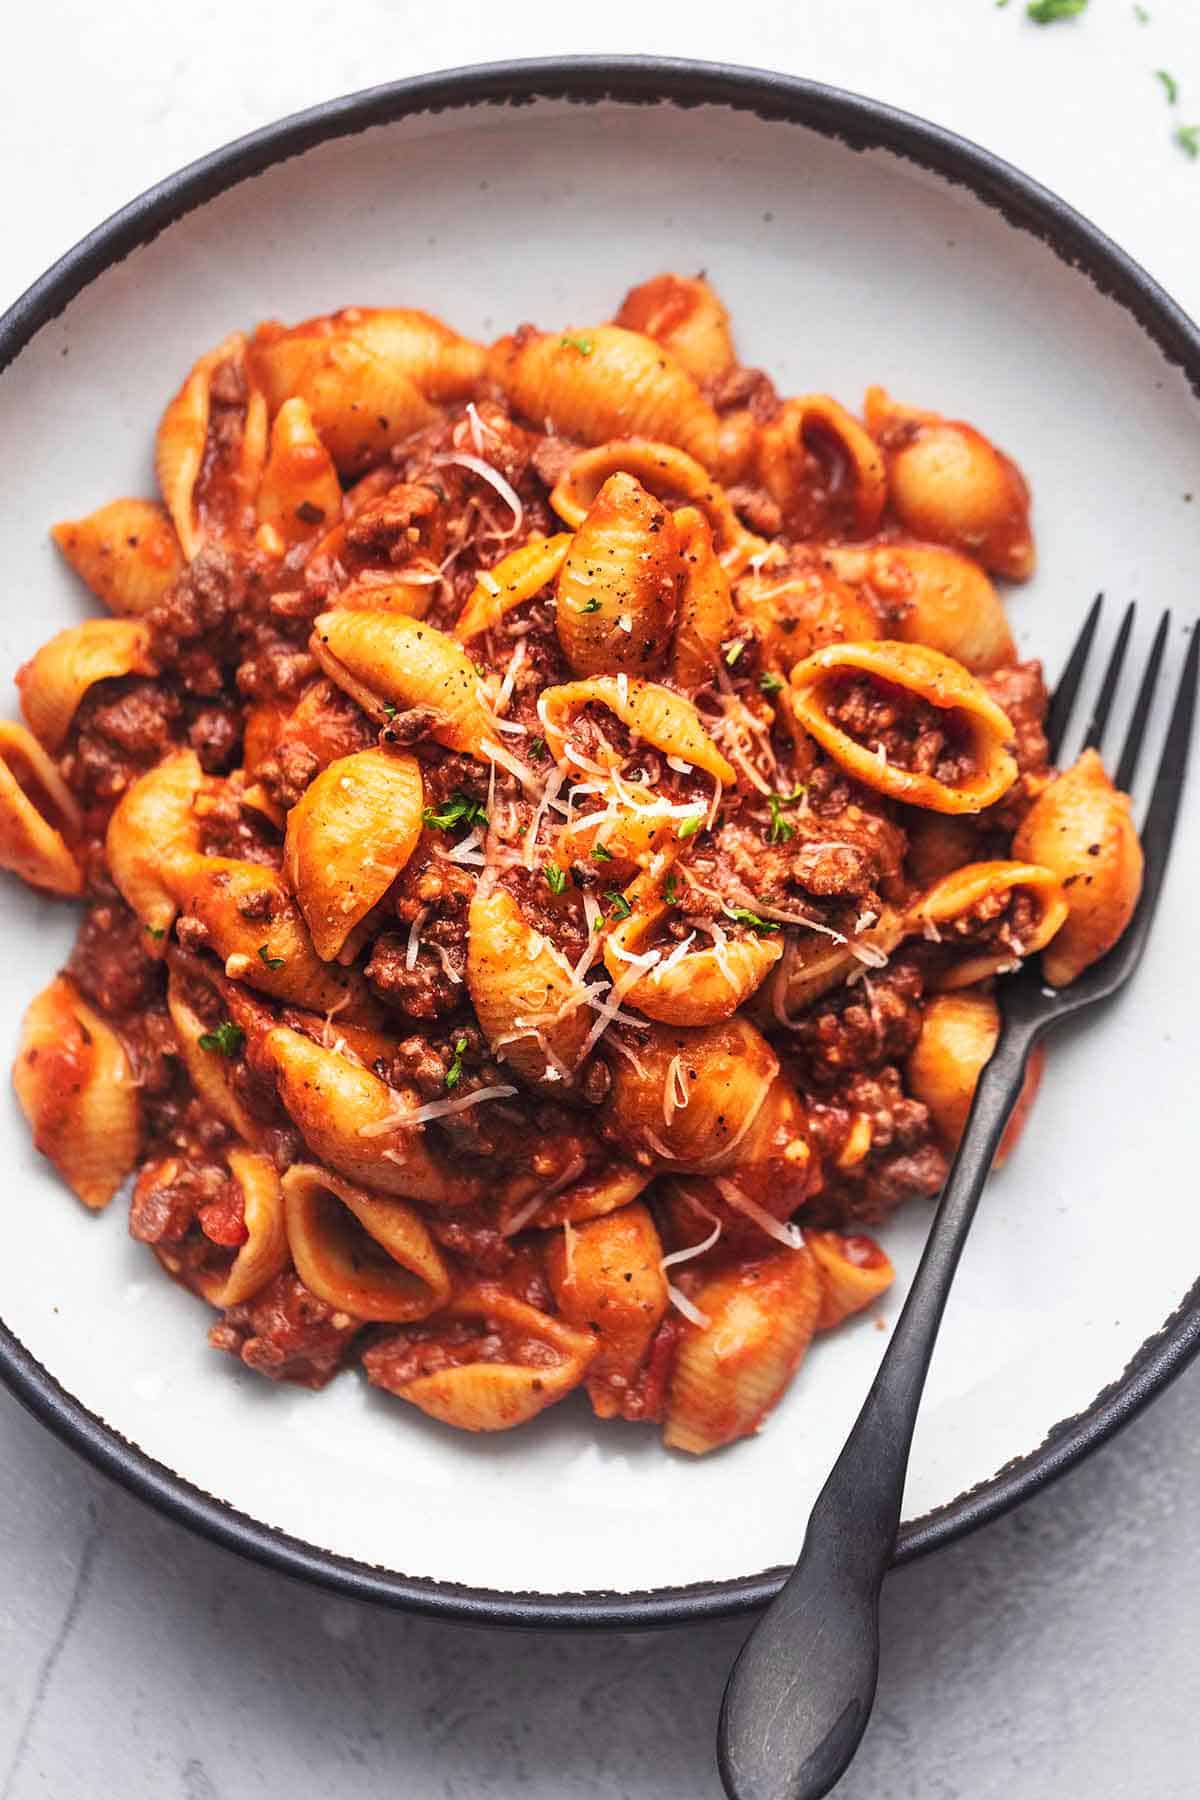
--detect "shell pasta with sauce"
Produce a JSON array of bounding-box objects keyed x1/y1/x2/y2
[{"x1": 7, "y1": 276, "x2": 1143, "y2": 1455}]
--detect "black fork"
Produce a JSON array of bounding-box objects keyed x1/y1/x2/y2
[{"x1": 718, "y1": 603, "x2": 1200, "y2": 1800}]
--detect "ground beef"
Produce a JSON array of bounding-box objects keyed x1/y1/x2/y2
[
  {"x1": 85, "y1": 679, "x2": 181, "y2": 758},
  {"x1": 365, "y1": 933, "x2": 461, "y2": 1019},
  {"x1": 704, "y1": 365, "x2": 779, "y2": 420},
  {"x1": 529, "y1": 434, "x2": 578, "y2": 489},
  {"x1": 147, "y1": 545, "x2": 241, "y2": 665},
  {"x1": 790, "y1": 839, "x2": 874, "y2": 898},
  {"x1": 983, "y1": 659, "x2": 1052, "y2": 830},
  {"x1": 825, "y1": 675, "x2": 974, "y2": 785},
  {"x1": 805, "y1": 1065, "x2": 948, "y2": 1228},
  {"x1": 344, "y1": 481, "x2": 444, "y2": 562},
  {"x1": 66, "y1": 898, "x2": 161, "y2": 1016},
  {"x1": 128, "y1": 1155, "x2": 243, "y2": 1248},
  {"x1": 378, "y1": 705, "x2": 440, "y2": 748},
  {"x1": 939, "y1": 886, "x2": 1038, "y2": 954},
  {"x1": 235, "y1": 640, "x2": 317, "y2": 703},
  {"x1": 195, "y1": 789, "x2": 281, "y2": 866},
  {"x1": 209, "y1": 1271, "x2": 361, "y2": 1388},
  {"x1": 257, "y1": 741, "x2": 320, "y2": 809},
  {"x1": 790, "y1": 962, "x2": 926, "y2": 1085},
  {"x1": 187, "y1": 703, "x2": 241, "y2": 773}
]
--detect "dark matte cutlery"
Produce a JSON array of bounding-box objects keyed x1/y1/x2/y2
[{"x1": 718, "y1": 599, "x2": 1199, "y2": 1800}]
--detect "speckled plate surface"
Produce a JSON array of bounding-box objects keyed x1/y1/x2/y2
[{"x1": 1, "y1": 58, "x2": 1198, "y2": 1626}]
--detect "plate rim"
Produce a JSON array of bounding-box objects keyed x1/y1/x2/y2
[{"x1": 2, "y1": 53, "x2": 1199, "y2": 1629}]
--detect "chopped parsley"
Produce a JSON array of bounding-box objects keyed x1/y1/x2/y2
[
  {"x1": 422, "y1": 790, "x2": 488, "y2": 831},
  {"x1": 578, "y1": 597, "x2": 603, "y2": 614},
  {"x1": 559, "y1": 335, "x2": 594, "y2": 355},
  {"x1": 759, "y1": 670, "x2": 785, "y2": 696},
  {"x1": 382, "y1": 702, "x2": 398, "y2": 718},
  {"x1": 728, "y1": 906, "x2": 780, "y2": 936},
  {"x1": 258, "y1": 945, "x2": 286, "y2": 970},
  {"x1": 145, "y1": 924, "x2": 165, "y2": 940},
  {"x1": 528, "y1": 735, "x2": 548, "y2": 760},
  {"x1": 723, "y1": 639, "x2": 746, "y2": 667},
  {"x1": 1026, "y1": 0, "x2": 1088, "y2": 19},
  {"x1": 544, "y1": 862, "x2": 568, "y2": 895},
  {"x1": 1176, "y1": 124, "x2": 1200, "y2": 158},
  {"x1": 444, "y1": 1037, "x2": 468, "y2": 1090},
  {"x1": 604, "y1": 890, "x2": 633, "y2": 921},
  {"x1": 663, "y1": 872, "x2": 681, "y2": 906},
  {"x1": 1134, "y1": 2, "x2": 1150, "y2": 17},
  {"x1": 766, "y1": 784, "x2": 806, "y2": 845},
  {"x1": 197, "y1": 1020, "x2": 245, "y2": 1058},
  {"x1": 1157, "y1": 70, "x2": 1179, "y2": 105},
  {"x1": 676, "y1": 812, "x2": 704, "y2": 840},
  {"x1": 591, "y1": 841, "x2": 614, "y2": 862}
]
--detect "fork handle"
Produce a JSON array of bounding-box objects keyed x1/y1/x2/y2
[{"x1": 717, "y1": 1016, "x2": 1039, "y2": 1800}]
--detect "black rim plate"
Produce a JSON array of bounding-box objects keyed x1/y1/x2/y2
[{"x1": 2, "y1": 55, "x2": 1199, "y2": 1629}]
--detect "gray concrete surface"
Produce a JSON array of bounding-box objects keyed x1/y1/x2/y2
[{"x1": 1, "y1": 1365, "x2": 1196, "y2": 1799}]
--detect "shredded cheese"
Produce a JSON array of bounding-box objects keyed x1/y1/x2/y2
[
  {"x1": 666, "y1": 1285, "x2": 710, "y2": 1328},
  {"x1": 359, "y1": 1083, "x2": 519, "y2": 1136},
  {"x1": 430, "y1": 451, "x2": 523, "y2": 539},
  {"x1": 662, "y1": 1053, "x2": 691, "y2": 1128},
  {"x1": 714, "y1": 1177, "x2": 805, "y2": 1249},
  {"x1": 405, "y1": 906, "x2": 430, "y2": 971}
]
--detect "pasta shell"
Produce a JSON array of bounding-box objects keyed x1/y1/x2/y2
[
  {"x1": 363, "y1": 1284, "x2": 597, "y2": 1432},
  {"x1": 539, "y1": 675, "x2": 735, "y2": 788},
  {"x1": 17, "y1": 618, "x2": 156, "y2": 751},
  {"x1": 602, "y1": 870, "x2": 782, "y2": 1025},
  {"x1": 823, "y1": 542, "x2": 1014, "y2": 673},
  {"x1": 1012, "y1": 748, "x2": 1143, "y2": 985},
  {"x1": 545, "y1": 1203, "x2": 669, "y2": 1419},
  {"x1": 614, "y1": 274, "x2": 737, "y2": 383},
  {"x1": 0, "y1": 721, "x2": 82, "y2": 895},
  {"x1": 264, "y1": 1026, "x2": 482, "y2": 1208},
  {"x1": 736, "y1": 561, "x2": 880, "y2": 676},
  {"x1": 755, "y1": 907, "x2": 906, "y2": 1024},
  {"x1": 489, "y1": 325, "x2": 722, "y2": 471},
  {"x1": 669, "y1": 508, "x2": 737, "y2": 689},
  {"x1": 282, "y1": 1163, "x2": 451, "y2": 1322},
  {"x1": 155, "y1": 331, "x2": 245, "y2": 559},
  {"x1": 166, "y1": 852, "x2": 382, "y2": 1021},
  {"x1": 467, "y1": 885, "x2": 593, "y2": 1086},
  {"x1": 311, "y1": 610, "x2": 493, "y2": 755},
  {"x1": 166, "y1": 966, "x2": 264, "y2": 1146},
  {"x1": 866, "y1": 386, "x2": 1035, "y2": 581},
  {"x1": 789, "y1": 639, "x2": 1018, "y2": 814},
  {"x1": 906, "y1": 859, "x2": 1068, "y2": 986},
  {"x1": 531, "y1": 1161, "x2": 652, "y2": 1227},
  {"x1": 550, "y1": 440, "x2": 762, "y2": 575},
  {"x1": 13, "y1": 975, "x2": 141, "y2": 1210},
  {"x1": 604, "y1": 1017, "x2": 779, "y2": 1170},
  {"x1": 330, "y1": 576, "x2": 437, "y2": 619},
  {"x1": 248, "y1": 307, "x2": 485, "y2": 474},
  {"x1": 51, "y1": 498, "x2": 184, "y2": 616},
  {"x1": 906, "y1": 988, "x2": 1045, "y2": 1166},
  {"x1": 106, "y1": 749, "x2": 207, "y2": 950},
  {"x1": 284, "y1": 748, "x2": 424, "y2": 962},
  {"x1": 255, "y1": 397, "x2": 344, "y2": 547},
  {"x1": 756, "y1": 395, "x2": 887, "y2": 539},
  {"x1": 555, "y1": 473, "x2": 681, "y2": 676},
  {"x1": 454, "y1": 534, "x2": 573, "y2": 642},
  {"x1": 663, "y1": 1246, "x2": 823, "y2": 1454},
  {"x1": 194, "y1": 1149, "x2": 290, "y2": 1309},
  {"x1": 805, "y1": 1230, "x2": 894, "y2": 1331}
]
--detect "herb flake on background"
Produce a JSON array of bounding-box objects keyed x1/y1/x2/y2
[{"x1": 1026, "y1": 0, "x2": 1089, "y2": 19}]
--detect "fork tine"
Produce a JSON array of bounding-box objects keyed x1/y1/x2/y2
[
  {"x1": 1115, "y1": 610, "x2": 1171, "y2": 792},
  {"x1": 1081, "y1": 601, "x2": 1136, "y2": 754},
  {"x1": 1046, "y1": 592, "x2": 1104, "y2": 760},
  {"x1": 1134, "y1": 624, "x2": 1200, "y2": 929}
]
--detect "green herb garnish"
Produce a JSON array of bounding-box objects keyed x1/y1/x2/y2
[
  {"x1": 1026, "y1": 0, "x2": 1088, "y2": 20},
  {"x1": 444, "y1": 1037, "x2": 468, "y2": 1090},
  {"x1": 145, "y1": 924, "x2": 166, "y2": 940},
  {"x1": 197, "y1": 1021, "x2": 245, "y2": 1058},
  {"x1": 258, "y1": 945, "x2": 286, "y2": 970},
  {"x1": 759, "y1": 671, "x2": 785, "y2": 695},
  {"x1": 728, "y1": 906, "x2": 780, "y2": 936},
  {"x1": 382, "y1": 702, "x2": 398, "y2": 718},
  {"x1": 422, "y1": 790, "x2": 488, "y2": 831},
  {"x1": 663, "y1": 872, "x2": 681, "y2": 906},
  {"x1": 1176, "y1": 123, "x2": 1200, "y2": 157},
  {"x1": 544, "y1": 862, "x2": 568, "y2": 895},
  {"x1": 591, "y1": 841, "x2": 614, "y2": 862},
  {"x1": 723, "y1": 639, "x2": 746, "y2": 667},
  {"x1": 605, "y1": 890, "x2": 633, "y2": 921},
  {"x1": 766, "y1": 784, "x2": 806, "y2": 846},
  {"x1": 529, "y1": 735, "x2": 548, "y2": 760},
  {"x1": 559, "y1": 335, "x2": 594, "y2": 355},
  {"x1": 578, "y1": 598, "x2": 603, "y2": 614},
  {"x1": 1157, "y1": 70, "x2": 1179, "y2": 105},
  {"x1": 676, "y1": 812, "x2": 704, "y2": 840},
  {"x1": 1135, "y1": 3, "x2": 1150, "y2": 17}
]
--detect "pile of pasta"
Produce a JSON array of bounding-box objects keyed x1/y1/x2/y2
[{"x1": 6, "y1": 274, "x2": 1142, "y2": 1453}]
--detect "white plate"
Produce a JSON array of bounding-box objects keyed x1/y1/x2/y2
[{"x1": 2, "y1": 60, "x2": 1198, "y2": 1624}]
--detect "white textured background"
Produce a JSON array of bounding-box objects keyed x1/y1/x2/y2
[{"x1": 2, "y1": 3, "x2": 1199, "y2": 1796}]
